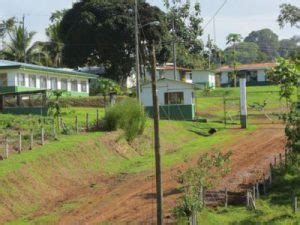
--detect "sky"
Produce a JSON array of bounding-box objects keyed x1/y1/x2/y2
[{"x1": 0, "y1": 0, "x2": 299, "y2": 49}]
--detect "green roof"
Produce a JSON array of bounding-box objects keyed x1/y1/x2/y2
[{"x1": 0, "y1": 60, "x2": 98, "y2": 78}]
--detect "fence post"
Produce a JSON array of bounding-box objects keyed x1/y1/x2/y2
[
  {"x1": 225, "y1": 188, "x2": 228, "y2": 208},
  {"x1": 18, "y1": 132, "x2": 22, "y2": 154},
  {"x1": 253, "y1": 184, "x2": 256, "y2": 200},
  {"x1": 41, "y1": 127, "x2": 45, "y2": 146},
  {"x1": 4, "y1": 137, "x2": 9, "y2": 159},
  {"x1": 96, "y1": 109, "x2": 99, "y2": 128},
  {"x1": 274, "y1": 156, "x2": 277, "y2": 166},
  {"x1": 30, "y1": 130, "x2": 33, "y2": 150},
  {"x1": 86, "y1": 113, "x2": 89, "y2": 131},
  {"x1": 246, "y1": 191, "x2": 250, "y2": 208},
  {"x1": 53, "y1": 124, "x2": 57, "y2": 140},
  {"x1": 256, "y1": 182, "x2": 260, "y2": 199},
  {"x1": 294, "y1": 196, "x2": 298, "y2": 213},
  {"x1": 75, "y1": 116, "x2": 79, "y2": 134},
  {"x1": 269, "y1": 163, "x2": 273, "y2": 186},
  {"x1": 263, "y1": 174, "x2": 267, "y2": 195},
  {"x1": 285, "y1": 149, "x2": 288, "y2": 167},
  {"x1": 279, "y1": 153, "x2": 282, "y2": 165}
]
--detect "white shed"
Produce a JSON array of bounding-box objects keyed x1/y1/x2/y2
[
  {"x1": 191, "y1": 70, "x2": 216, "y2": 89},
  {"x1": 141, "y1": 78, "x2": 196, "y2": 120}
]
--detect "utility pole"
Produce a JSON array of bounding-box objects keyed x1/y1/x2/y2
[
  {"x1": 22, "y1": 14, "x2": 26, "y2": 63},
  {"x1": 135, "y1": 0, "x2": 141, "y2": 102},
  {"x1": 150, "y1": 43, "x2": 163, "y2": 225},
  {"x1": 172, "y1": 17, "x2": 177, "y2": 80}
]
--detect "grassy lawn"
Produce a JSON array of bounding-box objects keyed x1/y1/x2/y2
[{"x1": 196, "y1": 85, "x2": 295, "y2": 122}]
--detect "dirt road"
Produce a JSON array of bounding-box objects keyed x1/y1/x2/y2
[{"x1": 57, "y1": 123, "x2": 285, "y2": 224}]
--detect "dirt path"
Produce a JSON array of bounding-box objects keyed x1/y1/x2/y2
[{"x1": 56, "y1": 123, "x2": 285, "y2": 225}]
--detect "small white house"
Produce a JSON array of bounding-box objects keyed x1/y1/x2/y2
[
  {"x1": 192, "y1": 70, "x2": 216, "y2": 89},
  {"x1": 141, "y1": 78, "x2": 195, "y2": 120},
  {"x1": 143, "y1": 65, "x2": 216, "y2": 88},
  {"x1": 216, "y1": 62, "x2": 276, "y2": 87}
]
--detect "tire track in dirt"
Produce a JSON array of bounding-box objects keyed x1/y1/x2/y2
[{"x1": 58, "y1": 123, "x2": 285, "y2": 225}]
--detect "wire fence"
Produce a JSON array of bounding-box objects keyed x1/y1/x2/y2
[{"x1": 0, "y1": 109, "x2": 102, "y2": 160}]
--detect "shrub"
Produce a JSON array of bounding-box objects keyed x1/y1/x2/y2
[{"x1": 103, "y1": 98, "x2": 146, "y2": 142}]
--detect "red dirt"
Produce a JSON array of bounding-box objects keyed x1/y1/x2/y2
[{"x1": 57, "y1": 123, "x2": 286, "y2": 225}]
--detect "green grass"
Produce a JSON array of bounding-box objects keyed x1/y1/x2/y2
[{"x1": 196, "y1": 85, "x2": 295, "y2": 122}]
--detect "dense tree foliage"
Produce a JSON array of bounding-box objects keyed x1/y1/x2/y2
[
  {"x1": 59, "y1": 0, "x2": 167, "y2": 84},
  {"x1": 224, "y1": 42, "x2": 265, "y2": 64},
  {"x1": 244, "y1": 28, "x2": 279, "y2": 60},
  {"x1": 278, "y1": 4, "x2": 300, "y2": 29}
]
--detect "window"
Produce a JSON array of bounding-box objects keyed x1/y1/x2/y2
[
  {"x1": 71, "y1": 79, "x2": 78, "y2": 92},
  {"x1": 40, "y1": 76, "x2": 47, "y2": 89},
  {"x1": 164, "y1": 92, "x2": 184, "y2": 105},
  {"x1": 50, "y1": 77, "x2": 57, "y2": 90},
  {"x1": 81, "y1": 81, "x2": 87, "y2": 92},
  {"x1": 0, "y1": 73, "x2": 8, "y2": 86},
  {"x1": 17, "y1": 73, "x2": 25, "y2": 86},
  {"x1": 29, "y1": 75, "x2": 36, "y2": 88},
  {"x1": 61, "y1": 79, "x2": 68, "y2": 90}
]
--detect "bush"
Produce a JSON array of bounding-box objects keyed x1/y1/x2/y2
[{"x1": 103, "y1": 98, "x2": 146, "y2": 142}]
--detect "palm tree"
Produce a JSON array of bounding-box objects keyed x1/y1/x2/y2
[
  {"x1": 1, "y1": 25, "x2": 39, "y2": 63},
  {"x1": 226, "y1": 33, "x2": 242, "y2": 87}
]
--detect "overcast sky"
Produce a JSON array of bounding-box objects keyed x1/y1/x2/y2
[{"x1": 0, "y1": 0, "x2": 299, "y2": 49}]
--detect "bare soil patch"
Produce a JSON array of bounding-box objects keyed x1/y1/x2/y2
[{"x1": 57, "y1": 123, "x2": 285, "y2": 225}]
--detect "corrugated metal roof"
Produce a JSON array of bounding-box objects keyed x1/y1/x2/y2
[{"x1": 0, "y1": 60, "x2": 98, "y2": 78}]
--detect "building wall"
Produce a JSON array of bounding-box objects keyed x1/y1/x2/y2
[
  {"x1": 257, "y1": 70, "x2": 266, "y2": 82},
  {"x1": 192, "y1": 71, "x2": 216, "y2": 88},
  {"x1": 141, "y1": 80, "x2": 194, "y2": 107},
  {"x1": 0, "y1": 69, "x2": 90, "y2": 96},
  {"x1": 221, "y1": 72, "x2": 229, "y2": 84}
]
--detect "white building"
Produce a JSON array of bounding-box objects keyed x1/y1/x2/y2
[
  {"x1": 141, "y1": 78, "x2": 195, "y2": 120},
  {"x1": 0, "y1": 60, "x2": 97, "y2": 96},
  {"x1": 142, "y1": 65, "x2": 216, "y2": 88},
  {"x1": 216, "y1": 62, "x2": 276, "y2": 87}
]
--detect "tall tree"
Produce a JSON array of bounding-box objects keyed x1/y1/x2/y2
[
  {"x1": 278, "y1": 4, "x2": 300, "y2": 29},
  {"x1": 244, "y1": 28, "x2": 279, "y2": 60},
  {"x1": 278, "y1": 36, "x2": 300, "y2": 59},
  {"x1": 1, "y1": 25, "x2": 39, "y2": 62},
  {"x1": 59, "y1": 0, "x2": 167, "y2": 85},
  {"x1": 226, "y1": 33, "x2": 242, "y2": 87},
  {"x1": 224, "y1": 42, "x2": 266, "y2": 64}
]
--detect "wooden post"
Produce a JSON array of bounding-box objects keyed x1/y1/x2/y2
[
  {"x1": 53, "y1": 124, "x2": 57, "y2": 140},
  {"x1": 96, "y1": 109, "x2": 99, "y2": 128},
  {"x1": 274, "y1": 156, "x2": 277, "y2": 166},
  {"x1": 41, "y1": 127, "x2": 45, "y2": 146},
  {"x1": 4, "y1": 137, "x2": 9, "y2": 159},
  {"x1": 30, "y1": 130, "x2": 33, "y2": 150},
  {"x1": 18, "y1": 132, "x2": 22, "y2": 154},
  {"x1": 246, "y1": 191, "x2": 250, "y2": 208},
  {"x1": 86, "y1": 113, "x2": 89, "y2": 131},
  {"x1": 75, "y1": 116, "x2": 79, "y2": 134},
  {"x1": 294, "y1": 196, "x2": 298, "y2": 213},
  {"x1": 225, "y1": 188, "x2": 228, "y2": 208},
  {"x1": 256, "y1": 182, "x2": 260, "y2": 199},
  {"x1": 263, "y1": 175, "x2": 266, "y2": 195},
  {"x1": 285, "y1": 149, "x2": 288, "y2": 166},
  {"x1": 279, "y1": 153, "x2": 282, "y2": 165},
  {"x1": 269, "y1": 163, "x2": 273, "y2": 186},
  {"x1": 253, "y1": 184, "x2": 256, "y2": 200},
  {"x1": 151, "y1": 44, "x2": 163, "y2": 224}
]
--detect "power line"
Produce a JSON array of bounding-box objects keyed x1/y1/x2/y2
[{"x1": 203, "y1": 0, "x2": 228, "y2": 30}]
